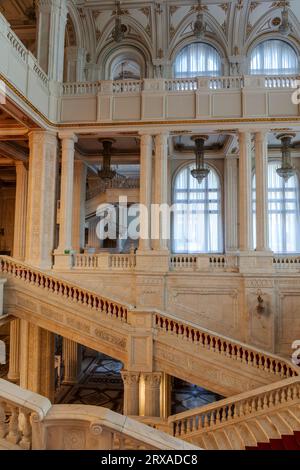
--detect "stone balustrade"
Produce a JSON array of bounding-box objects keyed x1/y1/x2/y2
[
  {"x1": 0, "y1": 13, "x2": 50, "y2": 118},
  {"x1": 168, "y1": 376, "x2": 300, "y2": 440},
  {"x1": 0, "y1": 379, "x2": 51, "y2": 450},
  {"x1": 0, "y1": 257, "x2": 128, "y2": 322},
  {"x1": 155, "y1": 311, "x2": 298, "y2": 379},
  {"x1": 70, "y1": 252, "x2": 300, "y2": 273},
  {"x1": 0, "y1": 379, "x2": 198, "y2": 450}
]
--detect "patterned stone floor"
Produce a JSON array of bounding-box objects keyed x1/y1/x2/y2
[{"x1": 55, "y1": 353, "x2": 223, "y2": 414}]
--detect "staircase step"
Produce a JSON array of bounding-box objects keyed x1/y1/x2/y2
[
  {"x1": 271, "y1": 411, "x2": 295, "y2": 435},
  {"x1": 212, "y1": 429, "x2": 233, "y2": 450},
  {"x1": 236, "y1": 423, "x2": 257, "y2": 448},
  {"x1": 246, "y1": 419, "x2": 270, "y2": 443},
  {"x1": 256, "y1": 416, "x2": 281, "y2": 439}
]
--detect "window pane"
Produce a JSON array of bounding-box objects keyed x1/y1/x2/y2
[
  {"x1": 250, "y1": 40, "x2": 298, "y2": 75},
  {"x1": 174, "y1": 43, "x2": 222, "y2": 78},
  {"x1": 253, "y1": 161, "x2": 300, "y2": 253},
  {"x1": 173, "y1": 164, "x2": 223, "y2": 253}
]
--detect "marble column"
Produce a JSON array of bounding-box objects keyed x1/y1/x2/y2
[
  {"x1": 63, "y1": 338, "x2": 81, "y2": 384},
  {"x1": 255, "y1": 131, "x2": 269, "y2": 252},
  {"x1": 143, "y1": 372, "x2": 162, "y2": 417},
  {"x1": 152, "y1": 133, "x2": 169, "y2": 251},
  {"x1": 7, "y1": 319, "x2": 20, "y2": 383},
  {"x1": 238, "y1": 131, "x2": 253, "y2": 252},
  {"x1": 25, "y1": 131, "x2": 58, "y2": 270},
  {"x1": 65, "y1": 46, "x2": 86, "y2": 82},
  {"x1": 54, "y1": 133, "x2": 77, "y2": 268},
  {"x1": 13, "y1": 162, "x2": 28, "y2": 260},
  {"x1": 121, "y1": 371, "x2": 140, "y2": 416},
  {"x1": 36, "y1": 0, "x2": 68, "y2": 82},
  {"x1": 138, "y1": 134, "x2": 152, "y2": 251},
  {"x1": 225, "y1": 156, "x2": 238, "y2": 252},
  {"x1": 20, "y1": 321, "x2": 55, "y2": 402},
  {"x1": 72, "y1": 160, "x2": 87, "y2": 253}
]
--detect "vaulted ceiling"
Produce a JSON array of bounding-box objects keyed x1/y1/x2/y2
[{"x1": 1, "y1": 1, "x2": 300, "y2": 75}]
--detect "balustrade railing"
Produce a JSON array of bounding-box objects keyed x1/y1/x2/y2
[
  {"x1": 109, "y1": 254, "x2": 136, "y2": 269},
  {"x1": 169, "y1": 255, "x2": 197, "y2": 270},
  {"x1": 169, "y1": 377, "x2": 300, "y2": 439},
  {"x1": 273, "y1": 255, "x2": 300, "y2": 269},
  {"x1": 73, "y1": 253, "x2": 136, "y2": 270},
  {"x1": 62, "y1": 81, "x2": 101, "y2": 95},
  {"x1": 155, "y1": 311, "x2": 298, "y2": 379},
  {"x1": 86, "y1": 177, "x2": 140, "y2": 200},
  {"x1": 265, "y1": 75, "x2": 299, "y2": 88},
  {"x1": 0, "y1": 256, "x2": 128, "y2": 322},
  {"x1": 112, "y1": 80, "x2": 142, "y2": 93},
  {"x1": 0, "y1": 379, "x2": 51, "y2": 450},
  {"x1": 170, "y1": 254, "x2": 238, "y2": 271},
  {"x1": 165, "y1": 78, "x2": 198, "y2": 92},
  {"x1": 60, "y1": 74, "x2": 298, "y2": 97},
  {"x1": 209, "y1": 76, "x2": 244, "y2": 89},
  {"x1": 6, "y1": 29, "x2": 27, "y2": 61}
]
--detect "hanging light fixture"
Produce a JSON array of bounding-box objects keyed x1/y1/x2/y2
[
  {"x1": 276, "y1": 133, "x2": 296, "y2": 182},
  {"x1": 98, "y1": 139, "x2": 117, "y2": 182},
  {"x1": 279, "y1": 1, "x2": 291, "y2": 36},
  {"x1": 112, "y1": 1, "x2": 126, "y2": 43},
  {"x1": 25, "y1": 0, "x2": 36, "y2": 22},
  {"x1": 193, "y1": 0, "x2": 206, "y2": 40},
  {"x1": 191, "y1": 135, "x2": 210, "y2": 184}
]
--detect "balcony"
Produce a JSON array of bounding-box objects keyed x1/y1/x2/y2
[
  {"x1": 60, "y1": 75, "x2": 300, "y2": 125},
  {"x1": 1, "y1": 12, "x2": 299, "y2": 126}
]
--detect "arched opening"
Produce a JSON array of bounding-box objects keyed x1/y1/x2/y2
[
  {"x1": 173, "y1": 42, "x2": 222, "y2": 78},
  {"x1": 249, "y1": 39, "x2": 299, "y2": 75}
]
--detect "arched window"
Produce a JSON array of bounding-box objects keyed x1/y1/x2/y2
[
  {"x1": 174, "y1": 43, "x2": 222, "y2": 78},
  {"x1": 253, "y1": 161, "x2": 300, "y2": 253},
  {"x1": 112, "y1": 59, "x2": 141, "y2": 80},
  {"x1": 173, "y1": 164, "x2": 223, "y2": 253},
  {"x1": 250, "y1": 39, "x2": 298, "y2": 75}
]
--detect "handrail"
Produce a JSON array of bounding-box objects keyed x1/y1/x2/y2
[
  {"x1": 0, "y1": 256, "x2": 129, "y2": 322},
  {"x1": 168, "y1": 376, "x2": 300, "y2": 438}
]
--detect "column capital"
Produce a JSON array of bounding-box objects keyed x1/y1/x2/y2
[
  {"x1": 58, "y1": 131, "x2": 78, "y2": 143},
  {"x1": 143, "y1": 372, "x2": 162, "y2": 387},
  {"x1": 121, "y1": 370, "x2": 140, "y2": 385}
]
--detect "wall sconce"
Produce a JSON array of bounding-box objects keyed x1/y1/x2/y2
[{"x1": 256, "y1": 289, "x2": 265, "y2": 315}]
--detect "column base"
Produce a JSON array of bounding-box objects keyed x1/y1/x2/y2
[
  {"x1": 135, "y1": 250, "x2": 169, "y2": 273},
  {"x1": 238, "y1": 251, "x2": 274, "y2": 274},
  {"x1": 53, "y1": 253, "x2": 73, "y2": 270}
]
